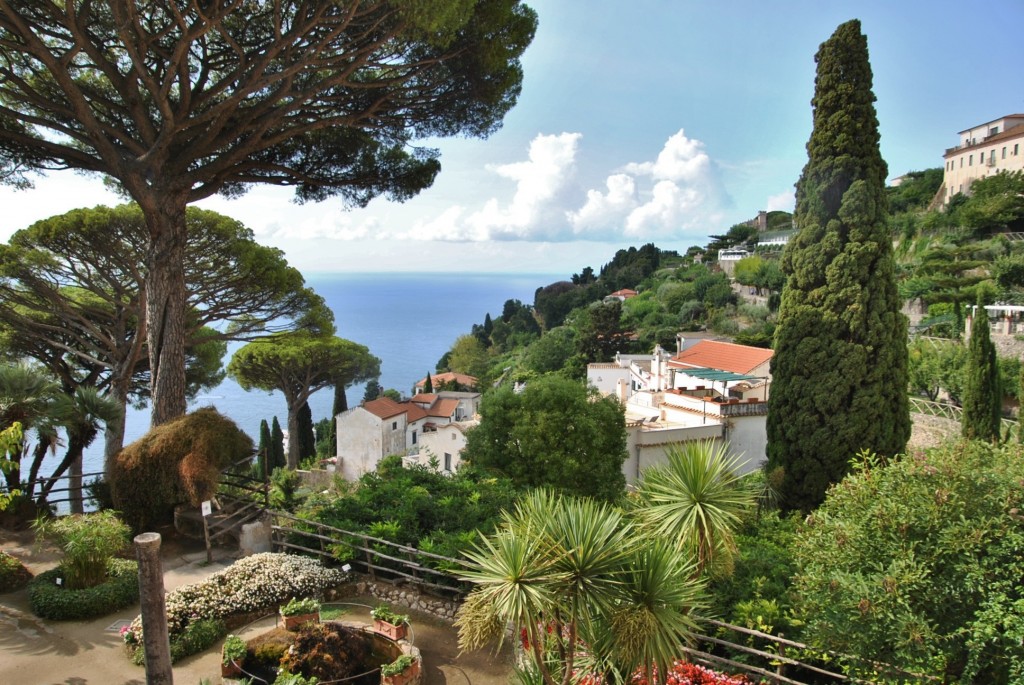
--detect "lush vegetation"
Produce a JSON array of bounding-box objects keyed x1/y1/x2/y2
[
  {"x1": 32, "y1": 510, "x2": 130, "y2": 589},
  {"x1": 793, "y1": 441, "x2": 1024, "y2": 683},
  {"x1": 0, "y1": 549, "x2": 31, "y2": 593},
  {"x1": 29, "y1": 557, "x2": 139, "y2": 620}
]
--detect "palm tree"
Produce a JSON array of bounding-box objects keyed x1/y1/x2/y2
[
  {"x1": 0, "y1": 363, "x2": 62, "y2": 490},
  {"x1": 456, "y1": 489, "x2": 706, "y2": 685},
  {"x1": 631, "y1": 440, "x2": 756, "y2": 577}
]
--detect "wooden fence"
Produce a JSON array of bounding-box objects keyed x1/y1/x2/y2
[
  {"x1": 909, "y1": 396, "x2": 1020, "y2": 440},
  {"x1": 0, "y1": 470, "x2": 104, "y2": 514}
]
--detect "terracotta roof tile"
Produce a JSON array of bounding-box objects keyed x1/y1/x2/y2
[
  {"x1": 411, "y1": 393, "x2": 437, "y2": 405},
  {"x1": 668, "y1": 340, "x2": 773, "y2": 375},
  {"x1": 405, "y1": 404, "x2": 428, "y2": 422},
  {"x1": 427, "y1": 398, "x2": 460, "y2": 418},
  {"x1": 414, "y1": 371, "x2": 479, "y2": 390},
  {"x1": 363, "y1": 397, "x2": 406, "y2": 419}
]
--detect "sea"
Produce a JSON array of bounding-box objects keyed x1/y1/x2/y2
[{"x1": 72, "y1": 271, "x2": 560, "y2": 476}]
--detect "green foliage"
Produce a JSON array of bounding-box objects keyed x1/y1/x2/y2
[
  {"x1": 371, "y1": 604, "x2": 410, "y2": 625},
  {"x1": 269, "y1": 467, "x2": 305, "y2": 511},
  {"x1": 170, "y1": 617, "x2": 227, "y2": 662},
  {"x1": 0, "y1": 549, "x2": 31, "y2": 592},
  {"x1": 32, "y1": 511, "x2": 130, "y2": 589},
  {"x1": 296, "y1": 402, "x2": 316, "y2": 463},
  {"x1": 445, "y1": 334, "x2": 490, "y2": 379},
  {"x1": 281, "y1": 596, "x2": 321, "y2": 616},
  {"x1": 794, "y1": 442, "x2": 1024, "y2": 682},
  {"x1": 222, "y1": 634, "x2": 247, "y2": 666},
  {"x1": 907, "y1": 338, "x2": 967, "y2": 402},
  {"x1": 962, "y1": 306, "x2": 1002, "y2": 441},
  {"x1": 271, "y1": 417, "x2": 287, "y2": 471},
  {"x1": 462, "y1": 375, "x2": 627, "y2": 502},
  {"x1": 958, "y1": 170, "x2": 1024, "y2": 234},
  {"x1": 257, "y1": 418, "x2": 273, "y2": 478},
  {"x1": 767, "y1": 20, "x2": 909, "y2": 512},
  {"x1": 110, "y1": 408, "x2": 254, "y2": 530},
  {"x1": 886, "y1": 168, "x2": 943, "y2": 214},
  {"x1": 28, "y1": 558, "x2": 138, "y2": 620},
  {"x1": 381, "y1": 654, "x2": 416, "y2": 677}
]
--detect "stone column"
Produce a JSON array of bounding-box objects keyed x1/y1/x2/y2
[{"x1": 135, "y1": 532, "x2": 173, "y2": 685}]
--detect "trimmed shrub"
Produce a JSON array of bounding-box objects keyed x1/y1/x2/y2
[
  {"x1": 0, "y1": 550, "x2": 31, "y2": 592},
  {"x1": 170, "y1": 617, "x2": 226, "y2": 662},
  {"x1": 110, "y1": 407, "x2": 254, "y2": 530},
  {"x1": 124, "y1": 552, "x2": 348, "y2": 663},
  {"x1": 28, "y1": 558, "x2": 138, "y2": 620}
]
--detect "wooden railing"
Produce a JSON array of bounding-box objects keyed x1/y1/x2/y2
[
  {"x1": 909, "y1": 396, "x2": 1020, "y2": 440},
  {"x1": 0, "y1": 470, "x2": 105, "y2": 514}
]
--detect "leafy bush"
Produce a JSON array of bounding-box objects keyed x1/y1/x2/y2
[
  {"x1": 222, "y1": 634, "x2": 247, "y2": 666},
  {"x1": 170, "y1": 617, "x2": 226, "y2": 662},
  {"x1": 123, "y1": 552, "x2": 347, "y2": 663},
  {"x1": 110, "y1": 407, "x2": 254, "y2": 530},
  {"x1": 0, "y1": 550, "x2": 31, "y2": 592},
  {"x1": 32, "y1": 510, "x2": 130, "y2": 589},
  {"x1": 370, "y1": 604, "x2": 408, "y2": 626},
  {"x1": 793, "y1": 442, "x2": 1024, "y2": 683},
  {"x1": 381, "y1": 654, "x2": 416, "y2": 677},
  {"x1": 28, "y1": 558, "x2": 138, "y2": 620}
]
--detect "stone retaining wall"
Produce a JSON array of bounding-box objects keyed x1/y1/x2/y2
[{"x1": 333, "y1": 577, "x2": 461, "y2": 623}]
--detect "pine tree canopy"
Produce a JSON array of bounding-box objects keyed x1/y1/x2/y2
[{"x1": 766, "y1": 19, "x2": 910, "y2": 512}]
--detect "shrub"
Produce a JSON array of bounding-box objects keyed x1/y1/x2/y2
[
  {"x1": 110, "y1": 407, "x2": 254, "y2": 530},
  {"x1": 28, "y1": 558, "x2": 138, "y2": 620},
  {"x1": 170, "y1": 617, "x2": 226, "y2": 662},
  {"x1": 793, "y1": 442, "x2": 1024, "y2": 683},
  {"x1": 123, "y1": 552, "x2": 347, "y2": 663},
  {"x1": 381, "y1": 655, "x2": 416, "y2": 677},
  {"x1": 0, "y1": 550, "x2": 31, "y2": 592},
  {"x1": 32, "y1": 510, "x2": 130, "y2": 589}
]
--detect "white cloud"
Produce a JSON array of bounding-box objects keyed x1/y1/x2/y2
[
  {"x1": 766, "y1": 189, "x2": 795, "y2": 213},
  {"x1": 267, "y1": 214, "x2": 381, "y2": 241},
  {"x1": 568, "y1": 129, "x2": 728, "y2": 240}
]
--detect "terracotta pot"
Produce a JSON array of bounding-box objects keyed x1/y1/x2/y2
[
  {"x1": 282, "y1": 611, "x2": 320, "y2": 630},
  {"x1": 373, "y1": 619, "x2": 408, "y2": 641},
  {"x1": 221, "y1": 659, "x2": 243, "y2": 678},
  {"x1": 382, "y1": 658, "x2": 420, "y2": 685}
]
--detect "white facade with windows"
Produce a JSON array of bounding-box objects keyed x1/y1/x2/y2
[{"x1": 943, "y1": 115, "x2": 1024, "y2": 204}]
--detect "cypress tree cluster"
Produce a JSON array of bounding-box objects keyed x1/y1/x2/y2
[
  {"x1": 766, "y1": 19, "x2": 910, "y2": 512},
  {"x1": 961, "y1": 306, "x2": 1001, "y2": 442}
]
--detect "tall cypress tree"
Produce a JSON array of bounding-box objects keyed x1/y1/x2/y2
[
  {"x1": 423, "y1": 372, "x2": 434, "y2": 394},
  {"x1": 257, "y1": 419, "x2": 272, "y2": 478},
  {"x1": 961, "y1": 306, "x2": 1001, "y2": 442},
  {"x1": 296, "y1": 401, "x2": 316, "y2": 463},
  {"x1": 270, "y1": 416, "x2": 286, "y2": 471},
  {"x1": 766, "y1": 20, "x2": 910, "y2": 512}
]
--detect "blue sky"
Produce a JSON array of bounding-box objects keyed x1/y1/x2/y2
[{"x1": 1, "y1": 0, "x2": 1022, "y2": 276}]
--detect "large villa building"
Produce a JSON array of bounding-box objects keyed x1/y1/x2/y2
[{"x1": 942, "y1": 114, "x2": 1024, "y2": 204}]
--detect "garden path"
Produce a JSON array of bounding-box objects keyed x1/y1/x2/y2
[{"x1": 0, "y1": 527, "x2": 511, "y2": 685}]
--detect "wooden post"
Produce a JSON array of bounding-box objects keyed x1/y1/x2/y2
[{"x1": 134, "y1": 532, "x2": 173, "y2": 685}]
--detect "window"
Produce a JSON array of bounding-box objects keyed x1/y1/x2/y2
[
  {"x1": 391, "y1": 421, "x2": 397, "y2": 430},
  {"x1": 412, "y1": 430, "x2": 417, "y2": 445},
  {"x1": 444, "y1": 453, "x2": 452, "y2": 472},
  {"x1": 1003, "y1": 147, "x2": 1007, "y2": 159},
  {"x1": 969, "y1": 154, "x2": 973, "y2": 166},
  {"x1": 960, "y1": 158, "x2": 963, "y2": 168},
  {"x1": 1016, "y1": 144, "x2": 1020, "y2": 156},
  {"x1": 451, "y1": 433, "x2": 457, "y2": 440}
]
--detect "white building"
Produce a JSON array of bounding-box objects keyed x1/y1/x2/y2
[
  {"x1": 942, "y1": 114, "x2": 1024, "y2": 204},
  {"x1": 588, "y1": 338, "x2": 773, "y2": 484},
  {"x1": 335, "y1": 391, "x2": 481, "y2": 481}
]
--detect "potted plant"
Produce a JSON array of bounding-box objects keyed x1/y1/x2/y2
[
  {"x1": 380, "y1": 654, "x2": 418, "y2": 685},
  {"x1": 221, "y1": 634, "x2": 247, "y2": 678},
  {"x1": 280, "y1": 596, "x2": 321, "y2": 630},
  {"x1": 371, "y1": 604, "x2": 409, "y2": 641}
]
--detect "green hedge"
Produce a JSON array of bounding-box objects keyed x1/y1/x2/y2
[{"x1": 29, "y1": 558, "x2": 138, "y2": 620}]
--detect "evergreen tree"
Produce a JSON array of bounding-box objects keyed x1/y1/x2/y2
[
  {"x1": 296, "y1": 402, "x2": 316, "y2": 463},
  {"x1": 270, "y1": 416, "x2": 286, "y2": 471},
  {"x1": 362, "y1": 378, "x2": 382, "y2": 403},
  {"x1": 331, "y1": 384, "x2": 348, "y2": 455},
  {"x1": 423, "y1": 372, "x2": 434, "y2": 394},
  {"x1": 961, "y1": 306, "x2": 1001, "y2": 442},
  {"x1": 766, "y1": 20, "x2": 910, "y2": 512},
  {"x1": 257, "y1": 419, "x2": 272, "y2": 478}
]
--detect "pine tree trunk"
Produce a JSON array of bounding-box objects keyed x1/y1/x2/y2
[{"x1": 143, "y1": 195, "x2": 189, "y2": 426}]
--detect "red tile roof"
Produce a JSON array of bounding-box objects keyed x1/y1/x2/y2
[
  {"x1": 414, "y1": 372, "x2": 478, "y2": 389},
  {"x1": 405, "y1": 404, "x2": 428, "y2": 422},
  {"x1": 427, "y1": 398, "x2": 460, "y2": 419},
  {"x1": 410, "y1": 393, "x2": 437, "y2": 405},
  {"x1": 362, "y1": 397, "x2": 407, "y2": 419},
  {"x1": 668, "y1": 340, "x2": 773, "y2": 375},
  {"x1": 608, "y1": 288, "x2": 638, "y2": 298}
]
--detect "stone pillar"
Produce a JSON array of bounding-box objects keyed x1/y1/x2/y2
[{"x1": 135, "y1": 532, "x2": 173, "y2": 685}]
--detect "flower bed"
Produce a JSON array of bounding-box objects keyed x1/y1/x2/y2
[
  {"x1": 28, "y1": 558, "x2": 138, "y2": 620},
  {"x1": 123, "y1": 552, "x2": 348, "y2": 663},
  {"x1": 578, "y1": 660, "x2": 752, "y2": 685}
]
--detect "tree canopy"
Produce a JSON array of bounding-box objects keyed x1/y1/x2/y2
[
  {"x1": 462, "y1": 374, "x2": 627, "y2": 502},
  {"x1": 766, "y1": 20, "x2": 910, "y2": 512},
  {"x1": 228, "y1": 332, "x2": 380, "y2": 468},
  {"x1": 0, "y1": 0, "x2": 537, "y2": 424}
]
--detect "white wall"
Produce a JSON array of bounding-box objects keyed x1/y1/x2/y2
[
  {"x1": 417, "y1": 424, "x2": 469, "y2": 473},
  {"x1": 723, "y1": 415, "x2": 767, "y2": 475},
  {"x1": 336, "y1": 408, "x2": 383, "y2": 481}
]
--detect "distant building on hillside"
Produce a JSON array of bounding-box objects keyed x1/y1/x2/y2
[
  {"x1": 942, "y1": 114, "x2": 1024, "y2": 204},
  {"x1": 412, "y1": 371, "x2": 478, "y2": 395},
  {"x1": 604, "y1": 288, "x2": 638, "y2": 303},
  {"x1": 587, "y1": 336, "x2": 773, "y2": 484},
  {"x1": 717, "y1": 248, "x2": 749, "y2": 276}
]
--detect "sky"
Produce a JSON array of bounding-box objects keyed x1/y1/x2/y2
[{"x1": 1, "y1": 0, "x2": 1023, "y2": 277}]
